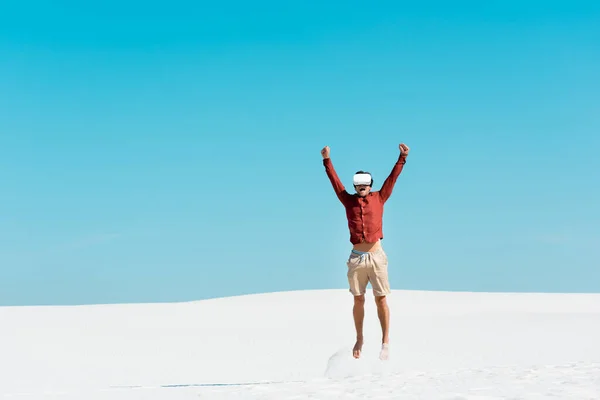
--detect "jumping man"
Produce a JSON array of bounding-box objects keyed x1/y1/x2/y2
[{"x1": 321, "y1": 143, "x2": 410, "y2": 360}]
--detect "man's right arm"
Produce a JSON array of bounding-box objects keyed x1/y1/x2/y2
[{"x1": 321, "y1": 146, "x2": 351, "y2": 205}]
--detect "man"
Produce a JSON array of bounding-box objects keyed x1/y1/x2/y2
[{"x1": 321, "y1": 143, "x2": 409, "y2": 360}]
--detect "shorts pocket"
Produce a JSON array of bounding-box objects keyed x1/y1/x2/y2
[
  {"x1": 373, "y1": 251, "x2": 388, "y2": 269},
  {"x1": 347, "y1": 252, "x2": 361, "y2": 267}
]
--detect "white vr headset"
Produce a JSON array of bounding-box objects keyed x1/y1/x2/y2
[{"x1": 353, "y1": 173, "x2": 372, "y2": 186}]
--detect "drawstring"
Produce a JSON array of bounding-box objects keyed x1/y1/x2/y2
[
  {"x1": 352, "y1": 248, "x2": 383, "y2": 263},
  {"x1": 352, "y1": 249, "x2": 370, "y2": 262}
]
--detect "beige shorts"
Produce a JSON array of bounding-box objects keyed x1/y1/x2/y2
[{"x1": 346, "y1": 248, "x2": 391, "y2": 297}]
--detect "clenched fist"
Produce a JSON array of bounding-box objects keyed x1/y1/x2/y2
[
  {"x1": 321, "y1": 146, "x2": 330, "y2": 159},
  {"x1": 399, "y1": 143, "x2": 410, "y2": 156}
]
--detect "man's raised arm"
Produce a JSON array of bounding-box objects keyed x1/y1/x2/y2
[
  {"x1": 379, "y1": 143, "x2": 410, "y2": 203},
  {"x1": 321, "y1": 146, "x2": 351, "y2": 205}
]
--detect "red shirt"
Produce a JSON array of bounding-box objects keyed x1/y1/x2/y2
[{"x1": 323, "y1": 155, "x2": 407, "y2": 244}]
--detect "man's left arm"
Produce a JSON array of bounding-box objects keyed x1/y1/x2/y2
[{"x1": 379, "y1": 143, "x2": 410, "y2": 203}]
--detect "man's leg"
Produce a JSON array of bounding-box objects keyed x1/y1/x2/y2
[
  {"x1": 375, "y1": 295, "x2": 390, "y2": 360},
  {"x1": 370, "y1": 249, "x2": 391, "y2": 359},
  {"x1": 352, "y1": 294, "x2": 365, "y2": 358},
  {"x1": 347, "y1": 251, "x2": 368, "y2": 358},
  {"x1": 374, "y1": 295, "x2": 390, "y2": 344},
  {"x1": 375, "y1": 295, "x2": 390, "y2": 359}
]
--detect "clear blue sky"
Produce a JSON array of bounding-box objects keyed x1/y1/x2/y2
[{"x1": 1, "y1": 1, "x2": 599, "y2": 306}]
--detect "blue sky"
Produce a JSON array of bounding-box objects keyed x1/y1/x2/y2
[{"x1": 1, "y1": 1, "x2": 599, "y2": 306}]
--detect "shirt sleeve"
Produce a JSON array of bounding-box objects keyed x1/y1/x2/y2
[
  {"x1": 323, "y1": 158, "x2": 352, "y2": 205},
  {"x1": 379, "y1": 154, "x2": 407, "y2": 203}
]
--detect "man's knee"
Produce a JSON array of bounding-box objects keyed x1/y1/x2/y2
[
  {"x1": 354, "y1": 295, "x2": 365, "y2": 305},
  {"x1": 374, "y1": 295, "x2": 387, "y2": 307}
]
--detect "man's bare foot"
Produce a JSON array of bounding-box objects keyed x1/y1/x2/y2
[
  {"x1": 353, "y1": 338, "x2": 363, "y2": 359},
  {"x1": 379, "y1": 343, "x2": 389, "y2": 360}
]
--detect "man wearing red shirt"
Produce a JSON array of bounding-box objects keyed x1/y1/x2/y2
[{"x1": 321, "y1": 143, "x2": 410, "y2": 360}]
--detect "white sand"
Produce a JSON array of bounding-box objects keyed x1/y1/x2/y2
[{"x1": 1, "y1": 289, "x2": 599, "y2": 399}]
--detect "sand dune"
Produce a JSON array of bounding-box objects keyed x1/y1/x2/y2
[{"x1": 1, "y1": 289, "x2": 599, "y2": 398}]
